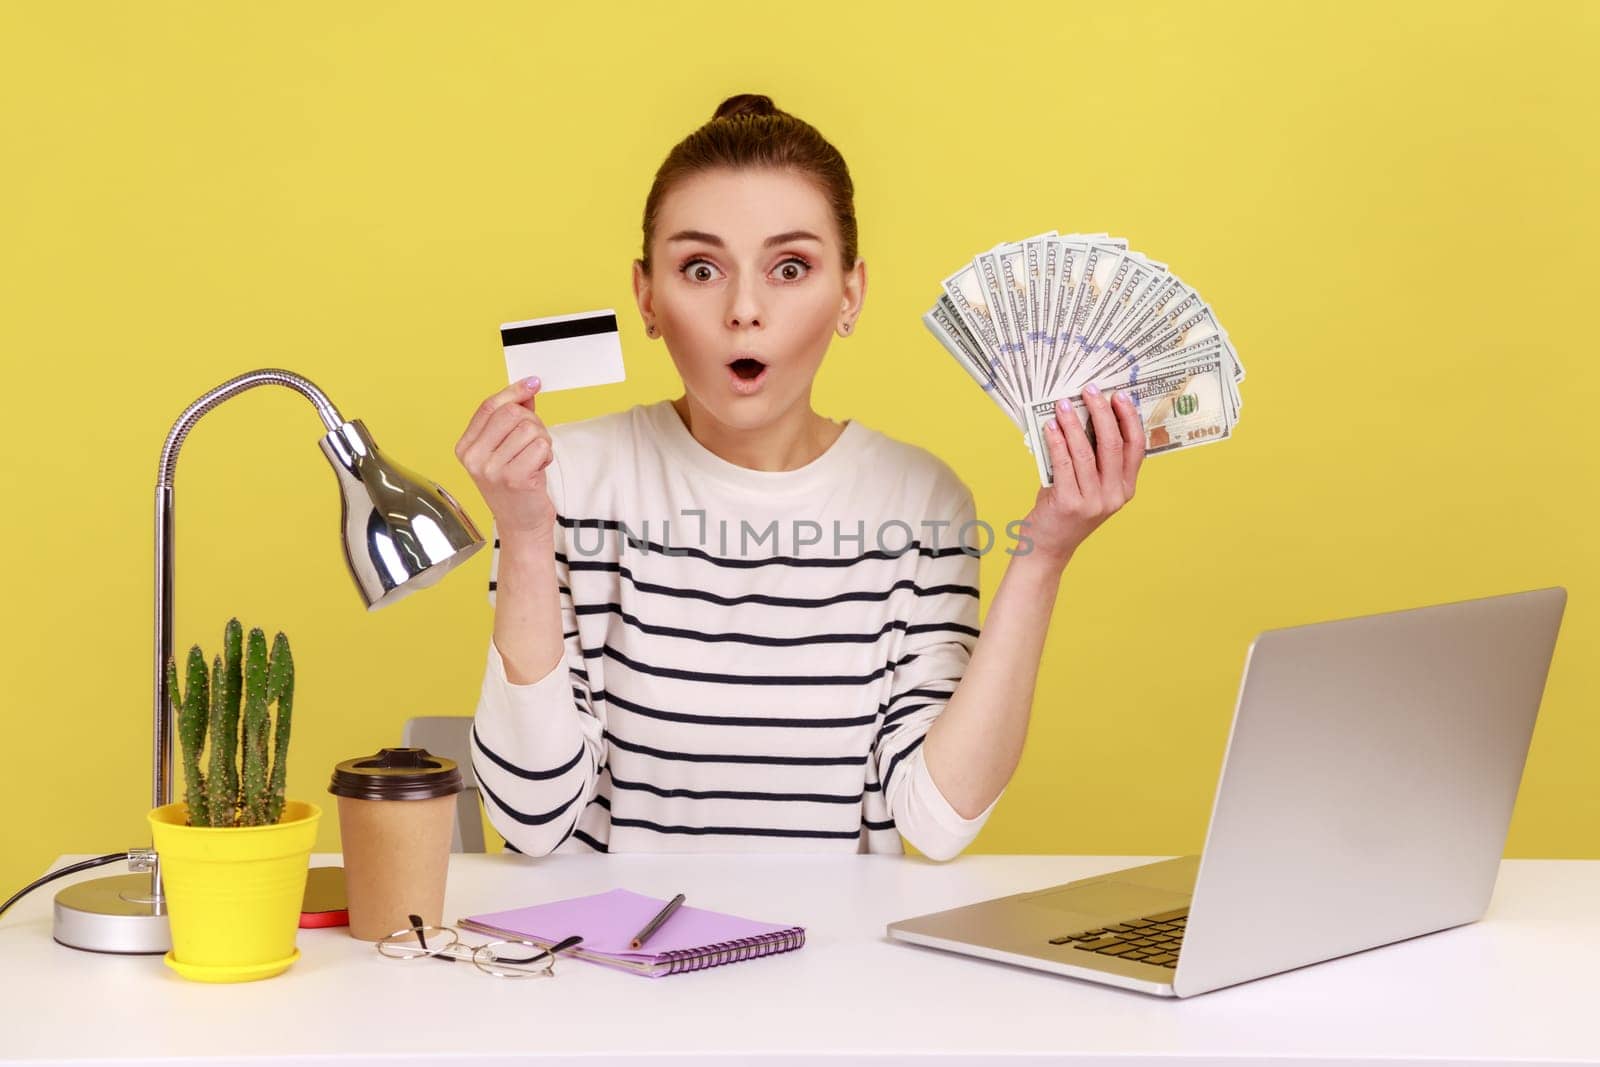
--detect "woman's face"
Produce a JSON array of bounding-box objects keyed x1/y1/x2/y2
[{"x1": 633, "y1": 167, "x2": 865, "y2": 430}]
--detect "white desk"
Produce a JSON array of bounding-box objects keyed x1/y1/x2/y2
[{"x1": 1, "y1": 853, "x2": 1596, "y2": 1065}]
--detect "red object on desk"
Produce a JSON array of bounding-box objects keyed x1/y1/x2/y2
[{"x1": 299, "y1": 866, "x2": 348, "y2": 929}]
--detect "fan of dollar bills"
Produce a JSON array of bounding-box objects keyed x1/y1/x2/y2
[{"x1": 923, "y1": 231, "x2": 1245, "y2": 486}]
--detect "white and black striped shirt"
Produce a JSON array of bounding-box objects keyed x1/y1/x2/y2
[{"x1": 473, "y1": 399, "x2": 998, "y2": 860}]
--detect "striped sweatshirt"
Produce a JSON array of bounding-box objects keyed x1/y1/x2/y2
[{"x1": 472, "y1": 398, "x2": 1000, "y2": 860}]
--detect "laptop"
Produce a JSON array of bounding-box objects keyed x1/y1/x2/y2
[{"x1": 886, "y1": 586, "x2": 1567, "y2": 998}]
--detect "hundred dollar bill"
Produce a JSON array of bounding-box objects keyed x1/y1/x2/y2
[
  {"x1": 1100, "y1": 334, "x2": 1242, "y2": 424},
  {"x1": 1085, "y1": 271, "x2": 1188, "y2": 378},
  {"x1": 1104, "y1": 288, "x2": 1208, "y2": 370},
  {"x1": 936, "y1": 289, "x2": 1027, "y2": 419},
  {"x1": 998, "y1": 243, "x2": 1035, "y2": 387},
  {"x1": 1042, "y1": 241, "x2": 1092, "y2": 397},
  {"x1": 1002, "y1": 231, "x2": 1055, "y2": 387},
  {"x1": 1024, "y1": 355, "x2": 1234, "y2": 487},
  {"x1": 941, "y1": 259, "x2": 1026, "y2": 405},
  {"x1": 1131, "y1": 304, "x2": 1243, "y2": 391},
  {"x1": 1056, "y1": 243, "x2": 1128, "y2": 394},
  {"x1": 1022, "y1": 235, "x2": 1056, "y2": 384},
  {"x1": 1043, "y1": 237, "x2": 1125, "y2": 397},
  {"x1": 1040, "y1": 239, "x2": 1085, "y2": 390},
  {"x1": 977, "y1": 247, "x2": 1033, "y2": 399},
  {"x1": 922, "y1": 303, "x2": 1025, "y2": 428},
  {"x1": 1091, "y1": 289, "x2": 1245, "y2": 396},
  {"x1": 1063, "y1": 250, "x2": 1139, "y2": 392},
  {"x1": 935, "y1": 293, "x2": 985, "y2": 352},
  {"x1": 1074, "y1": 253, "x2": 1169, "y2": 389}
]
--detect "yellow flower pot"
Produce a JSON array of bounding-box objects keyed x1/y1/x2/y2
[{"x1": 147, "y1": 800, "x2": 322, "y2": 983}]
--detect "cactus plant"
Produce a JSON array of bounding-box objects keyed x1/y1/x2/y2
[
  {"x1": 164, "y1": 618, "x2": 296, "y2": 827},
  {"x1": 264, "y1": 632, "x2": 294, "y2": 825},
  {"x1": 203, "y1": 619, "x2": 243, "y2": 824},
  {"x1": 239, "y1": 627, "x2": 271, "y2": 825},
  {"x1": 168, "y1": 647, "x2": 211, "y2": 827}
]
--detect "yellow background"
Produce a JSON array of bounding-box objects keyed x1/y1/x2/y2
[{"x1": 3, "y1": 1, "x2": 1595, "y2": 895}]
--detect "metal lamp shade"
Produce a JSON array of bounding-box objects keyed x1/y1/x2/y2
[{"x1": 319, "y1": 419, "x2": 486, "y2": 609}]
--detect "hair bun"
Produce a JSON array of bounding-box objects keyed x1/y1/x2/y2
[{"x1": 713, "y1": 93, "x2": 780, "y2": 121}]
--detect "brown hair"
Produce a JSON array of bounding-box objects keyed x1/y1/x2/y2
[{"x1": 638, "y1": 93, "x2": 858, "y2": 275}]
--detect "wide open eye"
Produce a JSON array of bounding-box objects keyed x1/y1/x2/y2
[
  {"x1": 773, "y1": 256, "x2": 812, "y2": 282},
  {"x1": 679, "y1": 258, "x2": 722, "y2": 283}
]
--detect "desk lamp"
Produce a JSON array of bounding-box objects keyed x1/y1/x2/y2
[{"x1": 53, "y1": 369, "x2": 486, "y2": 954}]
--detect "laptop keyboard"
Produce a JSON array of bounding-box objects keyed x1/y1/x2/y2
[{"x1": 1048, "y1": 906, "x2": 1188, "y2": 968}]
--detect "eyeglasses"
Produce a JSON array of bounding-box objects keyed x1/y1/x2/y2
[{"x1": 376, "y1": 913, "x2": 584, "y2": 979}]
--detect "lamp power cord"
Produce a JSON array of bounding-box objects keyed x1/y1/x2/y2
[{"x1": 0, "y1": 851, "x2": 155, "y2": 920}]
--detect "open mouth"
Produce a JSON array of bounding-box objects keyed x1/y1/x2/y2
[{"x1": 728, "y1": 357, "x2": 767, "y2": 380}]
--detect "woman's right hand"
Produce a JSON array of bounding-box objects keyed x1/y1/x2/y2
[{"x1": 454, "y1": 376, "x2": 556, "y2": 541}]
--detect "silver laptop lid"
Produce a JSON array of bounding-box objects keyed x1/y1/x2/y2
[{"x1": 1174, "y1": 586, "x2": 1567, "y2": 997}]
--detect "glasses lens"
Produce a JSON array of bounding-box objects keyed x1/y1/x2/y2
[
  {"x1": 473, "y1": 940, "x2": 555, "y2": 979},
  {"x1": 377, "y1": 924, "x2": 460, "y2": 960}
]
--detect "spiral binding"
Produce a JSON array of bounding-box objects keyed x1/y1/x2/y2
[{"x1": 658, "y1": 927, "x2": 807, "y2": 974}]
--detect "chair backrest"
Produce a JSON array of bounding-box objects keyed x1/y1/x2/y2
[{"x1": 400, "y1": 716, "x2": 486, "y2": 854}]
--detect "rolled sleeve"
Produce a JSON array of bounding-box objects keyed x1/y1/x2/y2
[
  {"x1": 471, "y1": 451, "x2": 605, "y2": 856},
  {"x1": 900, "y1": 747, "x2": 1000, "y2": 860},
  {"x1": 873, "y1": 482, "x2": 1000, "y2": 861}
]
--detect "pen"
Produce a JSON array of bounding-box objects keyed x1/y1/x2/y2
[{"x1": 629, "y1": 893, "x2": 686, "y2": 949}]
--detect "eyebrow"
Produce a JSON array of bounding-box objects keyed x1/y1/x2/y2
[{"x1": 665, "y1": 229, "x2": 823, "y2": 248}]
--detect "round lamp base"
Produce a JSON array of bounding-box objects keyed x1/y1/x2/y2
[{"x1": 53, "y1": 873, "x2": 171, "y2": 955}]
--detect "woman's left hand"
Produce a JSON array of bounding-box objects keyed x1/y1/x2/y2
[{"x1": 1023, "y1": 384, "x2": 1147, "y2": 567}]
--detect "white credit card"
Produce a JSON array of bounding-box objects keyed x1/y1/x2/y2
[{"x1": 501, "y1": 308, "x2": 626, "y2": 392}]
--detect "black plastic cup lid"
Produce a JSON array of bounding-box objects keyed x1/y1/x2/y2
[{"x1": 329, "y1": 747, "x2": 464, "y2": 801}]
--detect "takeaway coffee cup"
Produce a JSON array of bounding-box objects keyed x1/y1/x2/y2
[{"x1": 329, "y1": 747, "x2": 464, "y2": 941}]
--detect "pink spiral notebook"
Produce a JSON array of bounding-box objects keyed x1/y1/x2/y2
[{"x1": 458, "y1": 888, "x2": 807, "y2": 978}]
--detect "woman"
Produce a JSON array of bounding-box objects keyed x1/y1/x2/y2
[{"x1": 455, "y1": 94, "x2": 1145, "y2": 860}]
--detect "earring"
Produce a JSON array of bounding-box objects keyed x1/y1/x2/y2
[
  {"x1": 840, "y1": 321, "x2": 852, "y2": 335},
  {"x1": 647, "y1": 323, "x2": 657, "y2": 337}
]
